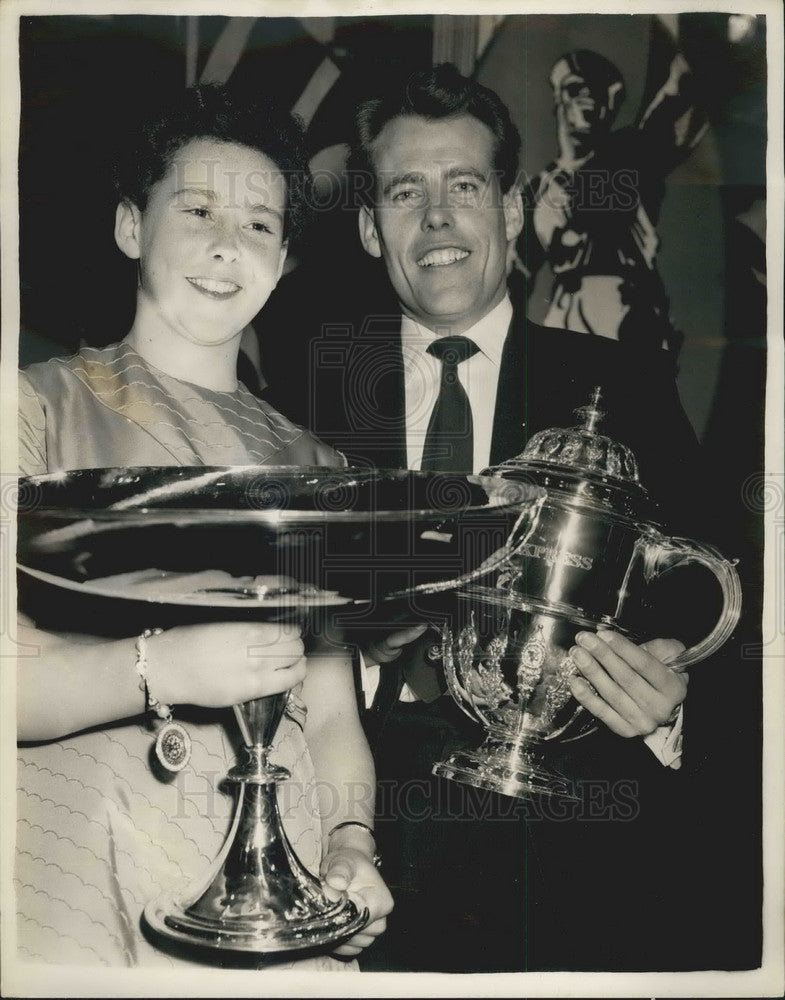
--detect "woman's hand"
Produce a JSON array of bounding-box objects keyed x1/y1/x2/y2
[
  {"x1": 567, "y1": 630, "x2": 687, "y2": 738},
  {"x1": 145, "y1": 622, "x2": 306, "y2": 707},
  {"x1": 321, "y1": 825, "x2": 394, "y2": 957}
]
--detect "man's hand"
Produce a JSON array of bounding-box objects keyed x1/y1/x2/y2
[
  {"x1": 364, "y1": 624, "x2": 428, "y2": 666},
  {"x1": 567, "y1": 630, "x2": 687, "y2": 738},
  {"x1": 321, "y1": 846, "x2": 394, "y2": 957}
]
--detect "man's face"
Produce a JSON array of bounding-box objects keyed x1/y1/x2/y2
[
  {"x1": 558, "y1": 74, "x2": 613, "y2": 137},
  {"x1": 117, "y1": 138, "x2": 288, "y2": 348},
  {"x1": 359, "y1": 114, "x2": 523, "y2": 335}
]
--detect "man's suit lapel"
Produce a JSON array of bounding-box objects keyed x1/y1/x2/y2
[
  {"x1": 487, "y1": 310, "x2": 617, "y2": 467},
  {"x1": 368, "y1": 319, "x2": 407, "y2": 469},
  {"x1": 489, "y1": 309, "x2": 527, "y2": 466},
  {"x1": 338, "y1": 315, "x2": 407, "y2": 468}
]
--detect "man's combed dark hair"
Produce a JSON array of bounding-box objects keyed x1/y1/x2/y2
[
  {"x1": 112, "y1": 83, "x2": 313, "y2": 240},
  {"x1": 348, "y1": 63, "x2": 521, "y2": 203}
]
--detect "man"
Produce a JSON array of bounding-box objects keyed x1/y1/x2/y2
[
  {"x1": 521, "y1": 42, "x2": 708, "y2": 351},
  {"x1": 259, "y1": 64, "x2": 723, "y2": 972}
]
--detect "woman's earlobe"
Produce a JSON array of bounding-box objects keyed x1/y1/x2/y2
[{"x1": 114, "y1": 200, "x2": 142, "y2": 260}]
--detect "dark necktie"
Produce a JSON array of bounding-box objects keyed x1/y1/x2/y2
[
  {"x1": 401, "y1": 335, "x2": 480, "y2": 703},
  {"x1": 421, "y1": 335, "x2": 480, "y2": 473}
]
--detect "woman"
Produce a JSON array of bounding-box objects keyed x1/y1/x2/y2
[{"x1": 16, "y1": 84, "x2": 391, "y2": 970}]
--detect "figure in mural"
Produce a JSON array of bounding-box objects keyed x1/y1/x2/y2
[{"x1": 521, "y1": 44, "x2": 709, "y2": 352}]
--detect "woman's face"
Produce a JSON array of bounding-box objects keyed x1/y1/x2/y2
[{"x1": 120, "y1": 138, "x2": 288, "y2": 348}]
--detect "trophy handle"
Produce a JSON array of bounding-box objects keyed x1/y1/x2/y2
[{"x1": 639, "y1": 532, "x2": 742, "y2": 671}]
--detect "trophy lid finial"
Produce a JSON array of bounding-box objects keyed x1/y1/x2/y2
[
  {"x1": 574, "y1": 386, "x2": 605, "y2": 434},
  {"x1": 517, "y1": 387, "x2": 640, "y2": 484}
]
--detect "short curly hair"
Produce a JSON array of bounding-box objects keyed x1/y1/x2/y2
[
  {"x1": 112, "y1": 83, "x2": 313, "y2": 241},
  {"x1": 348, "y1": 63, "x2": 521, "y2": 204}
]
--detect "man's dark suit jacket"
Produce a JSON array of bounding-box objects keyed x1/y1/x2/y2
[{"x1": 258, "y1": 266, "x2": 761, "y2": 973}]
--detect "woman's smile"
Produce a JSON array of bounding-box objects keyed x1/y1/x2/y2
[{"x1": 186, "y1": 276, "x2": 243, "y2": 298}]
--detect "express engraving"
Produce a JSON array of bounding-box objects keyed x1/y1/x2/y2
[{"x1": 518, "y1": 542, "x2": 594, "y2": 571}]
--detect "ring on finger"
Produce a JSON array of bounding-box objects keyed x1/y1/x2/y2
[{"x1": 585, "y1": 680, "x2": 599, "y2": 698}]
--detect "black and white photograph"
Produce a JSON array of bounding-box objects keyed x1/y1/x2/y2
[{"x1": 1, "y1": 1, "x2": 783, "y2": 996}]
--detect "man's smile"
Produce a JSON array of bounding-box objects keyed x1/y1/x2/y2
[{"x1": 416, "y1": 247, "x2": 471, "y2": 268}]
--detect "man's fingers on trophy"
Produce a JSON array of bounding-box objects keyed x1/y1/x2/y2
[
  {"x1": 595, "y1": 630, "x2": 684, "y2": 686},
  {"x1": 635, "y1": 641, "x2": 688, "y2": 721},
  {"x1": 571, "y1": 633, "x2": 687, "y2": 734},
  {"x1": 569, "y1": 645, "x2": 652, "y2": 728},
  {"x1": 638, "y1": 637, "x2": 688, "y2": 681},
  {"x1": 598, "y1": 633, "x2": 687, "y2": 710},
  {"x1": 576, "y1": 630, "x2": 640, "y2": 679},
  {"x1": 575, "y1": 630, "x2": 661, "y2": 702},
  {"x1": 567, "y1": 675, "x2": 641, "y2": 738},
  {"x1": 570, "y1": 641, "x2": 638, "y2": 704}
]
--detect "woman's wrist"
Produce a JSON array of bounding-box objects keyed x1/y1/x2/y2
[
  {"x1": 134, "y1": 628, "x2": 169, "y2": 717},
  {"x1": 142, "y1": 628, "x2": 178, "y2": 705},
  {"x1": 326, "y1": 820, "x2": 380, "y2": 866}
]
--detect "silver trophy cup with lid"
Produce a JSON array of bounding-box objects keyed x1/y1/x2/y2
[{"x1": 433, "y1": 389, "x2": 742, "y2": 800}]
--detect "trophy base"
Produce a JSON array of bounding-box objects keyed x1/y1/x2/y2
[
  {"x1": 144, "y1": 891, "x2": 366, "y2": 955},
  {"x1": 433, "y1": 735, "x2": 579, "y2": 801},
  {"x1": 143, "y1": 771, "x2": 368, "y2": 955}
]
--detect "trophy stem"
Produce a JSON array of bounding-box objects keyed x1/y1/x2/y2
[
  {"x1": 143, "y1": 692, "x2": 368, "y2": 954},
  {"x1": 433, "y1": 731, "x2": 579, "y2": 801},
  {"x1": 233, "y1": 691, "x2": 288, "y2": 752}
]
